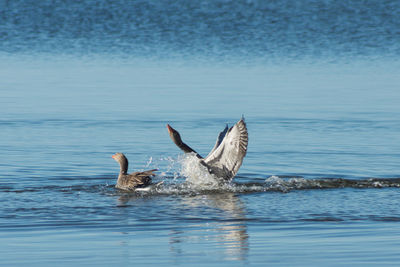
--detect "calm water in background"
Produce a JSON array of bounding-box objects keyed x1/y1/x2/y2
[{"x1": 1, "y1": 0, "x2": 400, "y2": 266}]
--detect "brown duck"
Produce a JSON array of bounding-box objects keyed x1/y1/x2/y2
[{"x1": 112, "y1": 152, "x2": 157, "y2": 190}]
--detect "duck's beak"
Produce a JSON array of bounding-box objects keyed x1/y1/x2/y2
[{"x1": 166, "y1": 124, "x2": 173, "y2": 134}]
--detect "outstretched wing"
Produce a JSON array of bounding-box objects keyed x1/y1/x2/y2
[
  {"x1": 203, "y1": 119, "x2": 248, "y2": 180},
  {"x1": 205, "y1": 124, "x2": 229, "y2": 159}
]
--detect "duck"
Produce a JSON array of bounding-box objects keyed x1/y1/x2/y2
[
  {"x1": 166, "y1": 117, "x2": 248, "y2": 181},
  {"x1": 112, "y1": 152, "x2": 157, "y2": 190}
]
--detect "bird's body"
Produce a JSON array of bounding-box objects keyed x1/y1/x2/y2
[
  {"x1": 167, "y1": 118, "x2": 248, "y2": 181},
  {"x1": 112, "y1": 153, "x2": 157, "y2": 190}
]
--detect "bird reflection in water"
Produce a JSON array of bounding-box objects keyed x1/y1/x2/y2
[{"x1": 169, "y1": 193, "x2": 249, "y2": 261}]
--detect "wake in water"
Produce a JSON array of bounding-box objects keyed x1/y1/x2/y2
[
  {"x1": 2, "y1": 155, "x2": 399, "y2": 196},
  {"x1": 112, "y1": 154, "x2": 400, "y2": 196}
]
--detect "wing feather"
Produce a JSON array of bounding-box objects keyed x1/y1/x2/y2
[
  {"x1": 205, "y1": 124, "x2": 229, "y2": 159},
  {"x1": 203, "y1": 119, "x2": 248, "y2": 180}
]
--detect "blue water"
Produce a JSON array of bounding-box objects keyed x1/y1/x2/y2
[{"x1": 1, "y1": 1, "x2": 400, "y2": 266}]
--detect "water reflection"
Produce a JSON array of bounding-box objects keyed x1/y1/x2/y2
[
  {"x1": 171, "y1": 193, "x2": 249, "y2": 261},
  {"x1": 115, "y1": 191, "x2": 249, "y2": 262}
]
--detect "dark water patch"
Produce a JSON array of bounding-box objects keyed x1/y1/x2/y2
[
  {"x1": 1, "y1": 0, "x2": 399, "y2": 61},
  {"x1": 302, "y1": 217, "x2": 344, "y2": 222},
  {"x1": 2, "y1": 175, "x2": 400, "y2": 195},
  {"x1": 0, "y1": 216, "x2": 199, "y2": 232},
  {"x1": 263, "y1": 177, "x2": 400, "y2": 192},
  {"x1": 299, "y1": 216, "x2": 400, "y2": 223},
  {"x1": 369, "y1": 216, "x2": 400, "y2": 222},
  {"x1": 1, "y1": 183, "x2": 114, "y2": 194},
  {"x1": 3, "y1": 212, "x2": 400, "y2": 231}
]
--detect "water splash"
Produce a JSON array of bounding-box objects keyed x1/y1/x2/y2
[
  {"x1": 178, "y1": 153, "x2": 220, "y2": 188},
  {"x1": 145, "y1": 156, "x2": 153, "y2": 168}
]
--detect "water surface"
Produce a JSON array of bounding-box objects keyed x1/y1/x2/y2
[{"x1": 1, "y1": 0, "x2": 400, "y2": 266}]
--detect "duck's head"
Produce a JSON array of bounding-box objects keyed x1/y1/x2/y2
[
  {"x1": 167, "y1": 124, "x2": 182, "y2": 145},
  {"x1": 112, "y1": 152, "x2": 129, "y2": 174},
  {"x1": 112, "y1": 152, "x2": 125, "y2": 162}
]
